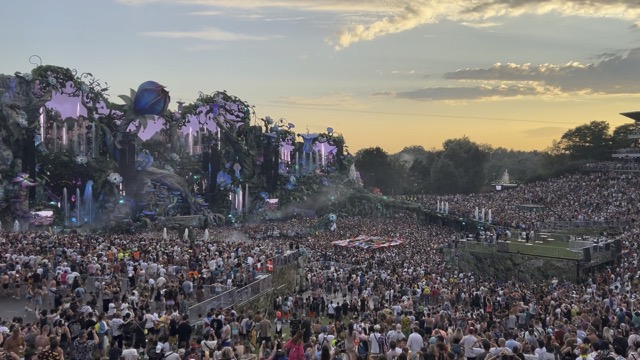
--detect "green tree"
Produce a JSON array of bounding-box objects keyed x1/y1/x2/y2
[
  {"x1": 429, "y1": 157, "x2": 463, "y2": 194},
  {"x1": 484, "y1": 148, "x2": 548, "y2": 184},
  {"x1": 560, "y1": 121, "x2": 612, "y2": 160},
  {"x1": 355, "y1": 147, "x2": 407, "y2": 194},
  {"x1": 407, "y1": 151, "x2": 439, "y2": 194},
  {"x1": 437, "y1": 137, "x2": 490, "y2": 193}
]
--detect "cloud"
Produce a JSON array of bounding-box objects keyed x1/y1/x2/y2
[
  {"x1": 389, "y1": 84, "x2": 547, "y2": 101},
  {"x1": 374, "y1": 48, "x2": 640, "y2": 101},
  {"x1": 459, "y1": 21, "x2": 502, "y2": 29},
  {"x1": 142, "y1": 27, "x2": 274, "y2": 41},
  {"x1": 444, "y1": 48, "x2": 640, "y2": 95},
  {"x1": 277, "y1": 93, "x2": 364, "y2": 107},
  {"x1": 332, "y1": 0, "x2": 640, "y2": 50},
  {"x1": 370, "y1": 91, "x2": 395, "y2": 97},
  {"x1": 118, "y1": 0, "x2": 640, "y2": 49}
]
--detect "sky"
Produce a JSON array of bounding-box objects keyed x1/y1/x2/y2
[{"x1": 3, "y1": 0, "x2": 640, "y2": 154}]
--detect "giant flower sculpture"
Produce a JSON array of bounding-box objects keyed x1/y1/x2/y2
[
  {"x1": 133, "y1": 81, "x2": 170, "y2": 115},
  {"x1": 299, "y1": 132, "x2": 318, "y2": 153}
]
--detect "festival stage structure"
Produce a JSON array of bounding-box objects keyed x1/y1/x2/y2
[
  {"x1": 0, "y1": 61, "x2": 352, "y2": 231},
  {"x1": 613, "y1": 111, "x2": 640, "y2": 159}
]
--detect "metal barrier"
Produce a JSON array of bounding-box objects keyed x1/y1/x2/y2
[
  {"x1": 188, "y1": 275, "x2": 272, "y2": 320},
  {"x1": 202, "y1": 284, "x2": 235, "y2": 298},
  {"x1": 235, "y1": 275, "x2": 272, "y2": 304},
  {"x1": 455, "y1": 239, "x2": 584, "y2": 260},
  {"x1": 581, "y1": 163, "x2": 640, "y2": 172},
  {"x1": 273, "y1": 251, "x2": 301, "y2": 267},
  {"x1": 188, "y1": 286, "x2": 238, "y2": 320},
  {"x1": 186, "y1": 251, "x2": 303, "y2": 320},
  {"x1": 255, "y1": 250, "x2": 302, "y2": 274},
  {"x1": 537, "y1": 220, "x2": 631, "y2": 230}
]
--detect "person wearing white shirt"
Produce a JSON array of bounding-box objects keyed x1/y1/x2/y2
[
  {"x1": 539, "y1": 346, "x2": 555, "y2": 360},
  {"x1": 121, "y1": 342, "x2": 139, "y2": 360},
  {"x1": 327, "y1": 302, "x2": 336, "y2": 319},
  {"x1": 318, "y1": 331, "x2": 335, "y2": 350},
  {"x1": 148, "y1": 262, "x2": 158, "y2": 276},
  {"x1": 391, "y1": 304, "x2": 402, "y2": 316},
  {"x1": 370, "y1": 325, "x2": 386, "y2": 356},
  {"x1": 461, "y1": 328, "x2": 481, "y2": 360},
  {"x1": 156, "y1": 340, "x2": 171, "y2": 354},
  {"x1": 407, "y1": 327, "x2": 424, "y2": 360},
  {"x1": 163, "y1": 348, "x2": 181, "y2": 360},
  {"x1": 144, "y1": 312, "x2": 156, "y2": 331},
  {"x1": 534, "y1": 341, "x2": 547, "y2": 360}
]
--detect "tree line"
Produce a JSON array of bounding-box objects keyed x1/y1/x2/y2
[{"x1": 354, "y1": 121, "x2": 638, "y2": 195}]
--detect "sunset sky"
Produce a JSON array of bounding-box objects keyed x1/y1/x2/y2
[{"x1": 3, "y1": 0, "x2": 640, "y2": 153}]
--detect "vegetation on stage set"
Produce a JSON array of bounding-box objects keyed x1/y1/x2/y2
[
  {"x1": 0, "y1": 62, "x2": 363, "y2": 232},
  {"x1": 0, "y1": 60, "x2": 636, "y2": 233}
]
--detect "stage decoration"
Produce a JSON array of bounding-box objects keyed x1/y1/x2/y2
[
  {"x1": 108, "y1": 172, "x2": 123, "y2": 185},
  {"x1": 74, "y1": 155, "x2": 88, "y2": 165},
  {"x1": 299, "y1": 132, "x2": 318, "y2": 153},
  {"x1": 0, "y1": 60, "x2": 407, "y2": 231},
  {"x1": 133, "y1": 81, "x2": 170, "y2": 116},
  {"x1": 11, "y1": 172, "x2": 40, "y2": 220}
]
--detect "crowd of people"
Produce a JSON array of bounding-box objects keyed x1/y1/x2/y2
[
  {"x1": 405, "y1": 171, "x2": 640, "y2": 231},
  {"x1": 0, "y1": 169, "x2": 640, "y2": 360},
  {"x1": 0, "y1": 226, "x2": 294, "y2": 359}
]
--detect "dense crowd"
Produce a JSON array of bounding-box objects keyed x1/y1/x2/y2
[
  {"x1": 0, "y1": 169, "x2": 640, "y2": 360},
  {"x1": 0, "y1": 227, "x2": 292, "y2": 359},
  {"x1": 406, "y1": 172, "x2": 640, "y2": 230}
]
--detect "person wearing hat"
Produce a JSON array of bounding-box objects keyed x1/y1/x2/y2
[
  {"x1": 318, "y1": 326, "x2": 334, "y2": 351},
  {"x1": 388, "y1": 324, "x2": 406, "y2": 344}
]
